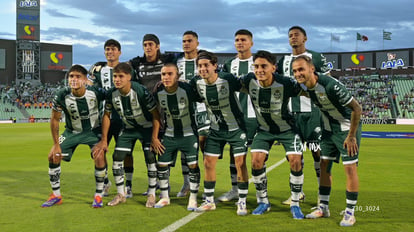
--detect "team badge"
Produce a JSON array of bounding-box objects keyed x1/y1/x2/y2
[
  {"x1": 273, "y1": 90, "x2": 281, "y2": 99},
  {"x1": 219, "y1": 85, "x2": 228, "y2": 96},
  {"x1": 179, "y1": 97, "x2": 186, "y2": 106},
  {"x1": 131, "y1": 98, "x2": 138, "y2": 107}
]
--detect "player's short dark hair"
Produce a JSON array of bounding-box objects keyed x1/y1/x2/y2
[
  {"x1": 162, "y1": 63, "x2": 179, "y2": 75},
  {"x1": 114, "y1": 62, "x2": 132, "y2": 74},
  {"x1": 253, "y1": 50, "x2": 276, "y2": 65},
  {"x1": 288, "y1": 26, "x2": 307, "y2": 36},
  {"x1": 68, "y1": 64, "x2": 88, "y2": 76},
  {"x1": 235, "y1": 29, "x2": 253, "y2": 39},
  {"x1": 197, "y1": 51, "x2": 218, "y2": 65},
  {"x1": 183, "y1": 31, "x2": 198, "y2": 39},
  {"x1": 104, "y1": 39, "x2": 121, "y2": 50}
]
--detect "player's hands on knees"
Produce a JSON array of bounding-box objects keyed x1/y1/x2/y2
[
  {"x1": 48, "y1": 144, "x2": 62, "y2": 164},
  {"x1": 343, "y1": 135, "x2": 358, "y2": 157},
  {"x1": 150, "y1": 138, "x2": 165, "y2": 155},
  {"x1": 92, "y1": 141, "x2": 107, "y2": 160}
]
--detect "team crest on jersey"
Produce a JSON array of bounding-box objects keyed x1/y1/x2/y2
[
  {"x1": 179, "y1": 97, "x2": 186, "y2": 106},
  {"x1": 219, "y1": 85, "x2": 228, "y2": 96},
  {"x1": 89, "y1": 98, "x2": 96, "y2": 107},
  {"x1": 131, "y1": 98, "x2": 138, "y2": 107},
  {"x1": 273, "y1": 90, "x2": 281, "y2": 99}
]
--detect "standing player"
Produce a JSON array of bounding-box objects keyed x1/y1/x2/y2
[
  {"x1": 241, "y1": 51, "x2": 305, "y2": 219},
  {"x1": 89, "y1": 39, "x2": 137, "y2": 198},
  {"x1": 190, "y1": 51, "x2": 249, "y2": 216},
  {"x1": 219, "y1": 29, "x2": 258, "y2": 202},
  {"x1": 292, "y1": 55, "x2": 362, "y2": 226},
  {"x1": 41, "y1": 65, "x2": 106, "y2": 208},
  {"x1": 277, "y1": 26, "x2": 331, "y2": 205},
  {"x1": 153, "y1": 63, "x2": 201, "y2": 210},
  {"x1": 175, "y1": 31, "x2": 208, "y2": 198},
  {"x1": 129, "y1": 34, "x2": 175, "y2": 196},
  {"x1": 93, "y1": 62, "x2": 164, "y2": 207}
]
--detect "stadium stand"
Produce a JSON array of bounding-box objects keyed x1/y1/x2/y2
[{"x1": 1, "y1": 76, "x2": 413, "y2": 121}]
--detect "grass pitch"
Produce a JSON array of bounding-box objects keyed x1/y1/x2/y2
[{"x1": 0, "y1": 123, "x2": 413, "y2": 232}]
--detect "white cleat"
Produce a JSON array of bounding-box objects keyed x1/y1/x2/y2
[
  {"x1": 154, "y1": 198, "x2": 170, "y2": 208},
  {"x1": 217, "y1": 189, "x2": 238, "y2": 202}
]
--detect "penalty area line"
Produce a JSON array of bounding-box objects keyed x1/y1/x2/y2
[{"x1": 159, "y1": 157, "x2": 287, "y2": 232}]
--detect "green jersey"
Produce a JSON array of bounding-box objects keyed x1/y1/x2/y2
[
  {"x1": 90, "y1": 62, "x2": 138, "y2": 122},
  {"x1": 306, "y1": 74, "x2": 354, "y2": 132},
  {"x1": 105, "y1": 81, "x2": 157, "y2": 129},
  {"x1": 223, "y1": 56, "x2": 256, "y2": 119},
  {"x1": 190, "y1": 72, "x2": 244, "y2": 132},
  {"x1": 52, "y1": 86, "x2": 105, "y2": 134},
  {"x1": 176, "y1": 54, "x2": 210, "y2": 132},
  {"x1": 241, "y1": 73, "x2": 301, "y2": 133},
  {"x1": 90, "y1": 62, "x2": 138, "y2": 91},
  {"x1": 176, "y1": 55, "x2": 197, "y2": 81},
  {"x1": 277, "y1": 50, "x2": 330, "y2": 113},
  {"x1": 154, "y1": 81, "x2": 199, "y2": 137}
]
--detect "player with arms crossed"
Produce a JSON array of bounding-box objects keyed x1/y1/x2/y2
[
  {"x1": 292, "y1": 55, "x2": 362, "y2": 226},
  {"x1": 42, "y1": 65, "x2": 107, "y2": 208},
  {"x1": 190, "y1": 51, "x2": 249, "y2": 216},
  {"x1": 153, "y1": 63, "x2": 201, "y2": 210},
  {"x1": 241, "y1": 51, "x2": 305, "y2": 219},
  {"x1": 93, "y1": 62, "x2": 164, "y2": 207}
]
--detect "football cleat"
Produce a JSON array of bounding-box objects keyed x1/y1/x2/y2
[
  {"x1": 176, "y1": 183, "x2": 190, "y2": 197},
  {"x1": 195, "y1": 200, "x2": 216, "y2": 212},
  {"x1": 92, "y1": 195, "x2": 103, "y2": 208},
  {"x1": 187, "y1": 198, "x2": 198, "y2": 211},
  {"x1": 237, "y1": 201, "x2": 248, "y2": 216},
  {"x1": 290, "y1": 205, "x2": 304, "y2": 219},
  {"x1": 107, "y1": 193, "x2": 126, "y2": 206},
  {"x1": 145, "y1": 194, "x2": 156, "y2": 208},
  {"x1": 217, "y1": 188, "x2": 238, "y2": 202},
  {"x1": 306, "y1": 205, "x2": 330, "y2": 219},
  {"x1": 282, "y1": 192, "x2": 305, "y2": 205},
  {"x1": 154, "y1": 198, "x2": 170, "y2": 208},
  {"x1": 103, "y1": 180, "x2": 112, "y2": 197},
  {"x1": 340, "y1": 210, "x2": 356, "y2": 227},
  {"x1": 252, "y1": 202, "x2": 271, "y2": 215},
  {"x1": 41, "y1": 194, "x2": 62, "y2": 207}
]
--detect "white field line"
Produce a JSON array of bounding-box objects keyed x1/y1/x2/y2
[{"x1": 159, "y1": 158, "x2": 287, "y2": 232}]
